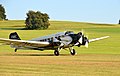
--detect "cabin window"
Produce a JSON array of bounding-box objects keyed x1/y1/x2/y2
[
  {"x1": 58, "y1": 36, "x2": 61, "y2": 38},
  {"x1": 48, "y1": 38, "x2": 50, "y2": 41}
]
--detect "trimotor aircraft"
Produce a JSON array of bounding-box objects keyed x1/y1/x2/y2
[{"x1": 0, "y1": 31, "x2": 109, "y2": 56}]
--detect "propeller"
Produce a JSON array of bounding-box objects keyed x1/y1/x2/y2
[
  {"x1": 77, "y1": 29, "x2": 85, "y2": 44},
  {"x1": 84, "y1": 37, "x2": 89, "y2": 48},
  {"x1": 85, "y1": 41, "x2": 89, "y2": 48},
  {"x1": 75, "y1": 31, "x2": 89, "y2": 48},
  {"x1": 81, "y1": 29, "x2": 89, "y2": 48},
  {"x1": 78, "y1": 32, "x2": 83, "y2": 44},
  {"x1": 78, "y1": 29, "x2": 84, "y2": 44}
]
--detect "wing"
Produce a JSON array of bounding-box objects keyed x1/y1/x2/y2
[
  {"x1": 89, "y1": 36, "x2": 110, "y2": 43},
  {"x1": 0, "y1": 38, "x2": 50, "y2": 48}
]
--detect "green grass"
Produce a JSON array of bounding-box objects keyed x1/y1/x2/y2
[
  {"x1": 0, "y1": 20, "x2": 119, "y2": 30},
  {"x1": 0, "y1": 20, "x2": 120, "y2": 76},
  {"x1": 0, "y1": 20, "x2": 25, "y2": 30}
]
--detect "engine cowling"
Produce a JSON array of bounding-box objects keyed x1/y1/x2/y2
[
  {"x1": 82, "y1": 36, "x2": 89, "y2": 48},
  {"x1": 73, "y1": 32, "x2": 89, "y2": 48},
  {"x1": 58, "y1": 31, "x2": 89, "y2": 48}
]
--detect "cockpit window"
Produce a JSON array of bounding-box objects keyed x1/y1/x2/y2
[{"x1": 65, "y1": 31, "x2": 74, "y2": 35}]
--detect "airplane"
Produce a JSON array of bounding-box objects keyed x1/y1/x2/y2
[{"x1": 0, "y1": 31, "x2": 109, "y2": 56}]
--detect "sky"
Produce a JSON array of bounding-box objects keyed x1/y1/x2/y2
[{"x1": 0, "y1": 0, "x2": 120, "y2": 24}]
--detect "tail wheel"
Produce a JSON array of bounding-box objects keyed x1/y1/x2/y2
[
  {"x1": 54, "y1": 49, "x2": 59, "y2": 56},
  {"x1": 70, "y1": 49, "x2": 76, "y2": 55}
]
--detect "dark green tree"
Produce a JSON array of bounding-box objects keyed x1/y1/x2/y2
[
  {"x1": 0, "y1": 4, "x2": 6, "y2": 20},
  {"x1": 119, "y1": 19, "x2": 120, "y2": 24},
  {"x1": 25, "y1": 10, "x2": 50, "y2": 30}
]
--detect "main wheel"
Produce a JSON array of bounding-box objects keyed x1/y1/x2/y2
[
  {"x1": 70, "y1": 49, "x2": 76, "y2": 55},
  {"x1": 15, "y1": 48, "x2": 17, "y2": 52},
  {"x1": 54, "y1": 50, "x2": 59, "y2": 56}
]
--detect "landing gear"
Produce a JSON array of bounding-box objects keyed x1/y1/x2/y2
[
  {"x1": 54, "y1": 49, "x2": 59, "y2": 56},
  {"x1": 15, "y1": 48, "x2": 17, "y2": 52},
  {"x1": 70, "y1": 49, "x2": 76, "y2": 55},
  {"x1": 54, "y1": 47, "x2": 76, "y2": 56},
  {"x1": 69, "y1": 47, "x2": 76, "y2": 55}
]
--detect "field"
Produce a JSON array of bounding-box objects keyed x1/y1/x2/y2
[{"x1": 0, "y1": 20, "x2": 120, "y2": 76}]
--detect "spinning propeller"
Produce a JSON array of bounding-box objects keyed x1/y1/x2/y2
[{"x1": 75, "y1": 31, "x2": 89, "y2": 48}]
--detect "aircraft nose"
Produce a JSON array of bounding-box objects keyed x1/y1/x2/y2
[
  {"x1": 77, "y1": 32, "x2": 83, "y2": 44},
  {"x1": 83, "y1": 37, "x2": 89, "y2": 48},
  {"x1": 75, "y1": 32, "x2": 89, "y2": 48}
]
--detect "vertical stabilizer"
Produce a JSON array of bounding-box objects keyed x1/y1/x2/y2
[{"x1": 9, "y1": 32, "x2": 21, "y2": 40}]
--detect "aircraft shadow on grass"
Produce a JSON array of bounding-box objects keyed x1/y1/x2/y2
[
  {"x1": 14, "y1": 53, "x2": 54, "y2": 56},
  {"x1": 3, "y1": 53, "x2": 69, "y2": 56}
]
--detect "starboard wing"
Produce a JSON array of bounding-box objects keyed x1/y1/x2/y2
[{"x1": 89, "y1": 36, "x2": 110, "y2": 43}]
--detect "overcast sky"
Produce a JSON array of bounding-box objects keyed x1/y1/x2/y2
[{"x1": 1, "y1": 0, "x2": 120, "y2": 24}]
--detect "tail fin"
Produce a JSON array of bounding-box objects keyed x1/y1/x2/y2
[{"x1": 9, "y1": 32, "x2": 21, "y2": 40}]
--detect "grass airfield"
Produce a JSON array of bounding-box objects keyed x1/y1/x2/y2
[{"x1": 0, "y1": 20, "x2": 120, "y2": 76}]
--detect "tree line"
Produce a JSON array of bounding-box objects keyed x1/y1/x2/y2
[
  {"x1": 0, "y1": 4, "x2": 6, "y2": 20},
  {"x1": 0, "y1": 4, "x2": 50, "y2": 30}
]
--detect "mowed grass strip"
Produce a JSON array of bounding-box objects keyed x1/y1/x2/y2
[{"x1": 0, "y1": 54, "x2": 120, "y2": 76}]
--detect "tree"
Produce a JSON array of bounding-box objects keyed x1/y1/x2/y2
[
  {"x1": 25, "y1": 10, "x2": 50, "y2": 30},
  {"x1": 118, "y1": 19, "x2": 120, "y2": 24},
  {"x1": 0, "y1": 4, "x2": 6, "y2": 20}
]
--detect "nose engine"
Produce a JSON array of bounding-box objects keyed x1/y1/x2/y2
[
  {"x1": 75, "y1": 32, "x2": 89, "y2": 48},
  {"x1": 81, "y1": 36, "x2": 89, "y2": 48}
]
